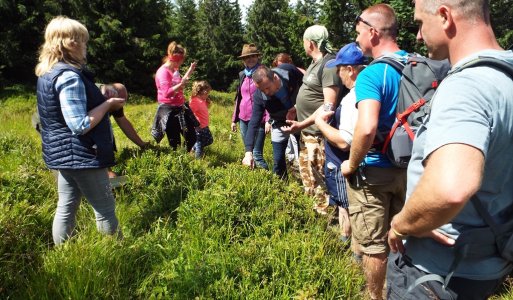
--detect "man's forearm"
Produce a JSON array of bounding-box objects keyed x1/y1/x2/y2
[
  {"x1": 317, "y1": 120, "x2": 349, "y2": 151},
  {"x1": 393, "y1": 144, "x2": 484, "y2": 236},
  {"x1": 116, "y1": 116, "x2": 145, "y2": 147},
  {"x1": 347, "y1": 126, "x2": 373, "y2": 172},
  {"x1": 392, "y1": 178, "x2": 461, "y2": 236}
]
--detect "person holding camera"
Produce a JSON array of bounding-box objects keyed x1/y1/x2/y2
[
  {"x1": 315, "y1": 42, "x2": 367, "y2": 254},
  {"x1": 281, "y1": 25, "x2": 344, "y2": 214}
]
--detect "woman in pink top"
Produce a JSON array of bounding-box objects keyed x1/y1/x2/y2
[
  {"x1": 152, "y1": 41, "x2": 198, "y2": 151},
  {"x1": 231, "y1": 44, "x2": 269, "y2": 170},
  {"x1": 189, "y1": 80, "x2": 213, "y2": 158}
]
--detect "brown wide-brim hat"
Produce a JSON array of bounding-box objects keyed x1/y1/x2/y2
[{"x1": 238, "y1": 43, "x2": 261, "y2": 58}]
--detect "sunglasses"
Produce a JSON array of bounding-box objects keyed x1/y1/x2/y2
[{"x1": 355, "y1": 15, "x2": 378, "y2": 33}]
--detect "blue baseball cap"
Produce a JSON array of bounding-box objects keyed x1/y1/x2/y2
[{"x1": 326, "y1": 42, "x2": 367, "y2": 68}]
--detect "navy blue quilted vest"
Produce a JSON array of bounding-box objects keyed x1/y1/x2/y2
[{"x1": 36, "y1": 62, "x2": 115, "y2": 169}]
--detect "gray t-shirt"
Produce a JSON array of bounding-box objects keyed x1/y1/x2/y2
[
  {"x1": 405, "y1": 50, "x2": 513, "y2": 280},
  {"x1": 296, "y1": 55, "x2": 340, "y2": 135}
]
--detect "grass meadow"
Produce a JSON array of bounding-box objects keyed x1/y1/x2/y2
[
  {"x1": 1, "y1": 85, "x2": 512, "y2": 300},
  {"x1": 0, "y1": 85, "x2": 365, "y2": 299}
]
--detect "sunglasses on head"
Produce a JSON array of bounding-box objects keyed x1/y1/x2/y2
[{"x1": 355, "y1": 15, "x2": 378, "y2": 32}]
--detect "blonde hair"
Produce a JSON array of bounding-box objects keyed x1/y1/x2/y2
[
  {"x1": 191, "y1": 80, "x2": 211, "y2": 97},
  {"x1": 163, "y1": 41, "x2": 187, "y2": 64},
  {"x1": 35, "y1": 16, "x2": 89, "y2": 76}
]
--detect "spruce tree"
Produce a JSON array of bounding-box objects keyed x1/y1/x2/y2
[
  {"x1": 245, "y1": 0, "x2": 293, "y2": 66},
  {"x1": 196, "y1": 0, "x2": 243, "y2": 91}
]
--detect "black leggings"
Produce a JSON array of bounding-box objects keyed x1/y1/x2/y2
[{"x1": 165, "y1": 109, "x2": 197, "y2": 151}]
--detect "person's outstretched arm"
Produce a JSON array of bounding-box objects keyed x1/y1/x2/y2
[{"x1": 114, "y1": 115, "x2": 149, "y2": 148}]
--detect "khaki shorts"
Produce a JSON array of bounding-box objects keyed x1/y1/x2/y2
[{"x1": 346, "y1": 166, "x2": 406, "y2": 255}]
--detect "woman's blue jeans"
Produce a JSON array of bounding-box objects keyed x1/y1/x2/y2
[
  {"x1": 239, "y1": 120, "x2": 268, "y2": 170},
  {"x1": 53, "y1": 168, "x2": 120, "y2": 245}
]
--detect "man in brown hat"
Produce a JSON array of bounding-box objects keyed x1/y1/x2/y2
[
  {"x1": 232, "y1": 43, "x2": 270, "y2": 170},
  {"x1": 238, "y1": 43, "x2": 260, "y2": 59}
]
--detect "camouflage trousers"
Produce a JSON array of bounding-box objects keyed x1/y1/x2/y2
[{"x1": 298, "y1": 132, "x2": 328, "y2": 209}]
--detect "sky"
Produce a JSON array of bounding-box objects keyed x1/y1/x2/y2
[
  {"x1": 239, "y1": 0, "x2": 298, "y2": 10},
  {"x1": 238, "y1": 0, "x2": 253, "y2": 11}
]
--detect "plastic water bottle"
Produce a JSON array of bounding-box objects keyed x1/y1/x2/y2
[{"x1": 172, "y1": 69, "x2": 181, "y2": 86}]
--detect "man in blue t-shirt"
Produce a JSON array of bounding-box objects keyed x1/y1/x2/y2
[
  {"x1": 387, "y1": 0, "x2": 513, "y2": 299},
  {"x1": 340, "y1": 4, "x2": 407, "y2": 299}
]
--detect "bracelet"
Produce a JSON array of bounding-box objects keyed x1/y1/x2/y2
[{"x1": 391, "y1": 227, "x2": 408, "y2": 239}]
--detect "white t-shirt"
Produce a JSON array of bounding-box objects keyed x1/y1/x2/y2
[{"x1": 338, "y1": 87, "x2": 358, "y2": 145}]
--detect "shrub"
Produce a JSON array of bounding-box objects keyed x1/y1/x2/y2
[
  {"x1": 116, "y1": 148, "x2": 207, "y2": 235},
  {"x1": 136, "y1": 166, "x2": 364, "y2": 299},
  {"x1": 1, "y1": 85, "x2": 366, "y2": 299}
]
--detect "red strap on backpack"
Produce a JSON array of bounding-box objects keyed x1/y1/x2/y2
[{"x1": 381, "y1": 98, "x2": 426, "y2": 154}]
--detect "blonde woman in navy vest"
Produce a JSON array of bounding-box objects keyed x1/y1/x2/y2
[{"x1": 35, "y1": 16, "x2": 124, "y2": 245}]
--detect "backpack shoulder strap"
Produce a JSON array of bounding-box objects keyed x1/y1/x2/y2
[
  {"x1": 369, "y1": 54, "x2": 407, "y2": 73},
  {"x1": 456, "y1": 56, "x2": 513, "y2": 79}
]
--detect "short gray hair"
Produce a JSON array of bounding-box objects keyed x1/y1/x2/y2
[{"x1": 419, "y1": 0, "x2": 490, "y2": 24}]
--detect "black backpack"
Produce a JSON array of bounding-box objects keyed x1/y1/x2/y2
[{"x1": 370, "y1": 54, "x2": 451, "y2": 168}]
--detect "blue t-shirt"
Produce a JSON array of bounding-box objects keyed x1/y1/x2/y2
[
  {"x1": 405, "y1": 50, "x2": 513, "y2": 280},
  {"x1": 355, "y1": 50, "x2": 407, "y2": 167}
]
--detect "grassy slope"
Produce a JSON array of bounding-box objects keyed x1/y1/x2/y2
[
  {"x1": 1, "y1": 85, "x2": 511, "y2": 299},
  {"x1": 0, "y1": 86, "x2": 365, "y2": 299}
]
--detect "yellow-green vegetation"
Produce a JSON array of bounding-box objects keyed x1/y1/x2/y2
[
  {"x1": 0, "y1": 85, "x2": 363, "y2": 299},
  {"x1": 0, "y1": 85, "x2": 511, "y2": 299}
]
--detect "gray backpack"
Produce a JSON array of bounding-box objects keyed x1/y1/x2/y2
[
  {"x1": 405, "y1": 57, "x2": 513, "y2": 297},
  {"x1": 371, "y1": 55, "x2": 451, "y2": 168}
]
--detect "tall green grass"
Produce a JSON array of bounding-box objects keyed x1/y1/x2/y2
[{"x1": 0, "y1": 85, "x2": 510, "y2": 299}]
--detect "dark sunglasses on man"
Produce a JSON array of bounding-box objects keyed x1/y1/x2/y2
[{"x1": 355, "y1": 15, "x2": 378, "y2": 33}]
